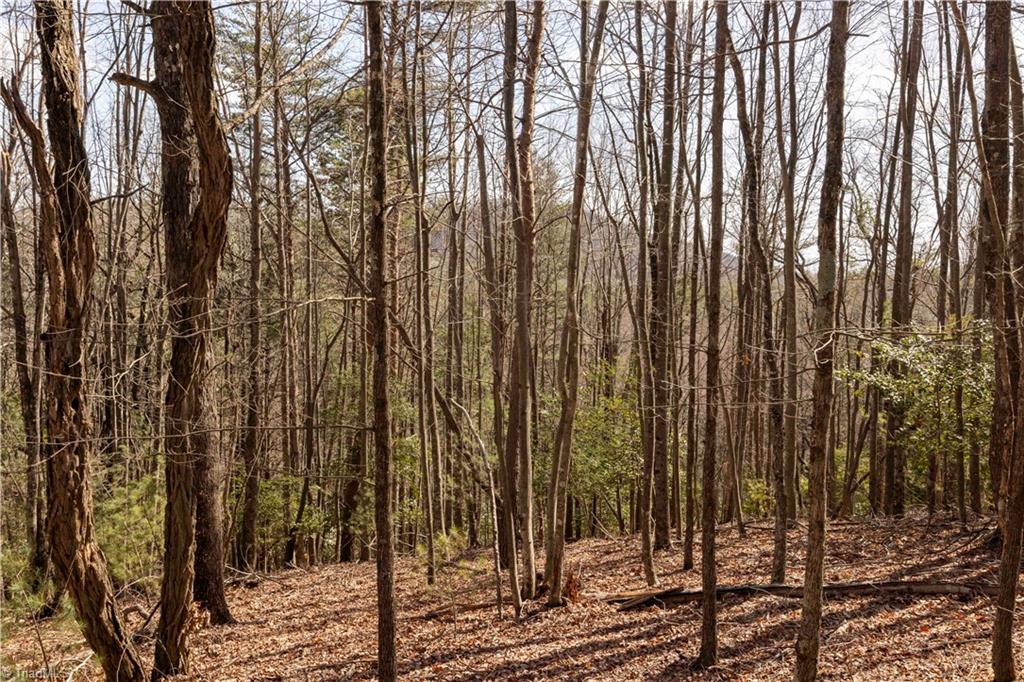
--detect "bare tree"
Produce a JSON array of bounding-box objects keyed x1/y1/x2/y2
[
  {"x1": 699, "y1": 0, "x2": 729, "y2": 667},
  {"x1": 502, "y1": 0, "x2": 545, "y2": 601},
  {"x1": 0, "y1": 72, "x2": 46, "y2": 593},
  {"x1": 545, "y1": 0, "x2": 609, "y2": 606},
  {"x1": 114, "y1": 1, "x2": 235, "y2": 673},
  {"x1": 11, "y1": 1, "x2": 146, "y2": 678},
  {"x1": 651, "y1": 0, "x2": 678, "y2": 551},
  {"x1": 238, "y1": 0, "x2": 264, "y2": 572},
  {"x1": 366, "y1": 2, "x2": 397, "y2": 679},
  {"x1": 794, "y1": 2, "x2": 850, "y2": 679}
]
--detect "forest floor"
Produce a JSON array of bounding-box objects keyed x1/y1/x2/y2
[{"x1": 1, "y1": 516, "x2": 1015, "y2": 680}]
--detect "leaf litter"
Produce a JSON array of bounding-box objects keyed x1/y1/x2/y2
[{"x1": 1, "y1": 515, "x2": 1016, "y2": 680}]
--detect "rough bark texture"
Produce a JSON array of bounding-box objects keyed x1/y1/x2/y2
[
  {"x1": 178, "y1": 0, "x2": 234, "y2": 628},
  {"x1": 31, "y1": 1, "x2": 146, "y2": 679},
  {"x1": 128, "y1": 2, "x2": 235, "y2": 675},
  {"x1": 366, "y1": 3, "x2": 397, "y2": 679},
  {"x1": 989, "y1": 4, "x2": 1021, "y2": 679},
  {"x1": 148, "y1": 3, "x2": 199, "y2": 673}
]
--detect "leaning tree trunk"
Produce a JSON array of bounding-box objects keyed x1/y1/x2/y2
[
  {"x1": 14, "y1": 2, "x2": 147, "y2": 679},
  {"x1": 794, "y1": 2, "x2": 849, "y2": 680}
]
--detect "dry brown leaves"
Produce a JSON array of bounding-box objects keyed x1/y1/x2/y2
[{"x1": 1, "y1": 516, "x2": 1016, "y2": 680}]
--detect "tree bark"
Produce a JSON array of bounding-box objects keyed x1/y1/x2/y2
[
  {"x1": 238, "y1": 0, "x2": 263, "y2": 572},
  {"x1": 501, "y1": 0, "x2": 544, "y2": 601},
  {"x1": 20, "y1": 2, "x2": 146, "y2": 678},
  {"x1": 886, "y1": 0, "x2": 924, "y2": 518},
  {"x1": 144, "y1": 4, "x2": 200, "y2": 673},
  {"x1": 0, "y1": 103, "x2": 46, "y2": 592},
  {"x1": 682, "y1": 8, "x2": 708, "y2": 572},
  {"x1": 774, "y1": 1, "x2": 802, "y2": 523},
  {"x1": 180, "y1": 0, "x2": 234, "y2": 628},
  {"x1": 991, "y1": 6, "x2": 1023, "y2": 680},
  {"x1": 400, "y1": 8, "x2": 437, "y2": 582},
  {"x1": 366, "y1": 3, "x2": 397, "y2": 678},
  {"x1": 699, "y1": 0, "x2": 728, "y2": 667},
  {"x1": 633, "y1": 0, "x2": 659, "y2": 589},
  {"x1": 724, "y1": 4, "x2": 782, "y2": 583},
  {"x1": 651, "y1": 0, "x2": 678, "y2": 551},
  {"x1": 545, "y1": 0, "x2": 608, "y2": 606},
  {"x1": 794, "y1": 3, "x2": 849, "y2": 680}
]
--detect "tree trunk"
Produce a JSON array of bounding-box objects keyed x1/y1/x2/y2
[
  {"x1": 0, "y1": 112, "x2": 46, "y2": 592},
  {"x1": 699, "y1": 0, "x2": 728, "y2": 667},
  {"x1": 651, "y1": 0, "x2": 678, "y2": 551},
  {"x1": 991, "y1": 5, "x2": 1023, "y2": 679},
  {"x1": 632, "y1": 0, "x2": 659, "y2": 589},
  {"x1": 939, "y1": 1, "x2": 966, "y2": 525},
  {"x1": 499, "y1": 0, "x2": 522, "y2": 583},
  {"x1": 477, "y1": 133, "x2": 520, "y2": 616},
  {"x1": 724, "y1": 4, "x2": 781, "y2": 582},
  {"x1": 15, "y1": 2, "x2": 146, "y2": 678},
  {"x1": 773, "y1": 1, "x2": 801, "y2": 523},
  {"x1": 886, "y1": 0, "x2": 924, "y2": 519},
  {"x1": 502, "y1": 0, "x2": 544, "y2": 601},
  {"x1": 238, "y1": 0, "x2": 263, "y2": 572},
  {"x1": 682, "y1": 8, "x2": 708, "y2": 572},
  {"x1": 145, "y1": 5, "x2": 200, "y2": 673},
  {"x1": 545, "y1": 0, "x2": 608, "y2": 606},
  {"x1": 181, "y1": 1, "x2": 235, "y2": 627},
  {"x1": 794, "y1": 3, "x2": 849, "y2": 679},
  {"x1": 366, "y1": 4, "x2": 397, "y2": 678}
]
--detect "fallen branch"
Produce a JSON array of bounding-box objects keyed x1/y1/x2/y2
[
  {"x1": 422, "y1": 601, "x2": 498, "y2": 621},
  {"x1": 603, "y1": 579, "x2": 1000, "y2": 611}
]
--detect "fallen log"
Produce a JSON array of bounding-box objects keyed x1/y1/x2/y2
[
  {"x1": 422, "y1": 601, "x2": 498, "y2": 621},
  {"x1": 604, "y1": 579, "x2": 999, "y2": 611}
]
